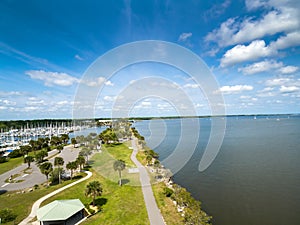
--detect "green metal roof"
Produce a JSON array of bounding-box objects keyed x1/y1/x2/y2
[{"x1": 37, "y1": 199, "x2": 84, "y2": 221}]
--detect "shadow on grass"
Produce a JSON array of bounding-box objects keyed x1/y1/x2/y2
[
  {"x1": 0, "y1": 190, "x2": 7, "y2": 195},
  {"x1": 94, "y1": 197, "x2": 108, "y2": 207},
  {"x1": 73, "y1": 174, "x2": 84, "y2": 179},
  {"x1": 121, "y1": 179, "x2": 130, "y2": 185}
]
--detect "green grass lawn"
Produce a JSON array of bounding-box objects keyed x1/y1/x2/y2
[
  {"x1": 0, "y1": 157, "x2": 23, "y2": 174},
  {"x1": 0, "y1": 176, "x2": 85, "y2": 225},
  {"x1": 105, "y1": 143, "x2": 135, "y2": 167},
  {"x1": 91, "y1": 144, "x2": 140, "y2": 186},
  {"x1": 43, "y1": 169, "x2": 149, "y2": 225},
  {"x1": 0, "y1": 149, "x2": 55, "y2": 175}
]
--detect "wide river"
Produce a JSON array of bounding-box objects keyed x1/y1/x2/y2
[{"x1": 134, "y1": 115, "x2": 300, "y2": 225}]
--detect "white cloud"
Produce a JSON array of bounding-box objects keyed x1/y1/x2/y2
[
  {"x1": 270, "y1": 31, "x2": 300, "y2": 50},
  {"x1": 265, "y1": 77, "x2": 292, "y2": 86},
  {"x1": 82, "y1": 77, "x2": 114, "y2": 87},
  {"x1": 105, "y1": 80, "x2": 114, "y2": 86},
  {"x1": 278, "y1": 65, "x2": 298, "y2": 74},
  {"x1": 280, "y1": 85, "x2": 299, "y2": 93},
  {"x1": 0, "y1": 99, "x2": 16, "y2": 106},
  {"x1": 0, "y1": 91, "x2": 23, "y2": 97},
  {"x1": 26, "y1": 70, "x2": 79, "y2": 87},
  {"x1": 103, "y1": 96, "x2": 116, "y2": 102},
  {"x1": 218, "y1": 85, "x2": 253, "y2": 94},
  {"x1": 220, "y1": 40, "x2": 275, "y2": 67},
  {"x1": 178, "y1": 32, "x2": 192, "y2": 42},
  {"x1": 141, "y1": 101, "x2": 152, "y2": 106},
  {"x1": 238, "y1": 60, "x2": 283, "y2": 74},
  {"x1": 256, "y1": 88, "x2": 276, "y2": 97},
  {"x1": 26, "y1": 99, "x2": 45, "y2": 106},
  {"x1": 183, "y1": 83, "x2": 200, "y2": 89},
  {"x1": 245, "y1": 0, "x2": 268, "y2": 10},
  {"x1": 239, "y1": 60, "x2": 298, "y2": 75},
  {"x1": 205, "y1": 1, "x2": 300, "y2": 47},
  {"x1": 75, "y1": 54, "x2": 83, "y2": 61}
]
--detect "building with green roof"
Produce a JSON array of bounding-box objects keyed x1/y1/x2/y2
[{"x1": 37, "y1": 199, "x2": 86, "y2": 225}]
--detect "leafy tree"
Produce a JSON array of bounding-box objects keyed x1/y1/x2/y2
[
  {"x1": 54, "y1": 157, "x2": 64, "y2": 183},
  {"x1": 71, "y1": 137, "x2": 77, "y2": 147},
  {"x1": 50, "y1": 136, "x2": 62, "y2": 147},
  {"x1": 146, "y1": 155, "x2": 152, "y2": 166},
  {"x1": 85, "y1": 181, "x2": 103, "y2": 206},
  {"x1": 154, "y1": 159, "x2": 160, "y2": 173},
  {"x1": 76, "y1": 155, "x2": 86, "y2": 170},
  {"x1": 66, "y1": 161, "x2": 78, "y2": 179},
  {"x1": 39, "y1": 162, "x2": 53, "y2": 185},
  {"x1": 113, "y1": 159, "x2": 126, "y2": 186},
  {"x1": 24, "y1": 155, "x2": 34, "y2": 168},
  {"x1": 19, "y1": 145, "x2": 32, "y2": 156},
  {"x1": 8, "y1": 149, "x2": 23, "y2": 158},
  {"x1": 61, "y1": 134, "x2": 70, "y2": 144}
]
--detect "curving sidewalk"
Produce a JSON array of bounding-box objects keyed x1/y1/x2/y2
[
  {"x1": 130, "y1": 139, "x2": 165, "y2": 225},
  {"x1": 19, "y1": 171, "x2": 92, "y2": 225}
]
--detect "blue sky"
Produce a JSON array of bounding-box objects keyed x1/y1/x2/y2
[{"x1": 0, "y1": 0, "x2": 299, "y2": 120}]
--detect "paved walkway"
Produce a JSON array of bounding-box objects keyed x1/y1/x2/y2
[
  {"x1": 19, "y1": 171, "x2": 92, "y2": 225},
  {"x1": 131, "y1": 139, "x2": 165, "y2": 225}
]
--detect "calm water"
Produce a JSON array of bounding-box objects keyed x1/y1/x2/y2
[{"x1": 134, "y1": 116, "x2": 300, "y2": 225}]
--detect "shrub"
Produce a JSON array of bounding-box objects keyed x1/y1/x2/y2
[
  {"x1": 163, "y1": 187, "x2": 174, "y2": 197},
  {"x1": 8, "y1": 149, "x2": 22, "y2": 158},
  {"x1": 0, "y1": 157, "x2": 7, "y2": 163},
  {"x1": 0, "y1": 208, "x2": 17, "y2": 223}
]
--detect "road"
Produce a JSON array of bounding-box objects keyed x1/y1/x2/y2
[
  {"x1": 131, "y1": 138, "x2": 166, "y2": 225},
  {"x1": 0, "y1": 145, "x2": 80, "y2": 192}
]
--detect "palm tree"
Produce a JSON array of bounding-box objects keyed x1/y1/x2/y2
[
  {"x1": 24, "y1": 155, "x2": 34, "y2": 168},
  {"x1": 66, "y1": 161, "x2": 78, "y2": 179},
  {"x1": 35, "y1": 149, "x2": 48, "y2": 163},
  {"x1": 113, "y1": 159, "x2": 126, "y2": 186},
  {"x1": 71, "y1": 138, "x2": 77, "y2": 147},
  {"x1": 76, "y1": 155, "x2": 86, "y2": 170},
  {"x1": 54, "y1": 157, "x2": 64, "y2": 183},
  {"x1": 85, "y1": 181, "x2": 103, "y2": 206},
  {"x1": 39, "y1": 162, "x2": 53, "y2": 185},
  {"x1": 79, "y1": 147, "x2": 93, "y2": 165},
  {"x1": 57, "y1": 145, "x2": 64, "y2": 153}
]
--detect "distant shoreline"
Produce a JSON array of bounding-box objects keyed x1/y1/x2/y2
[{"x1": 1, "y1": 112, "x2": 299, "y2": 122}]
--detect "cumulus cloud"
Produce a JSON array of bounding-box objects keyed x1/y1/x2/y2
[
  {"x1": 265, "y1": 77, "x2": 293, "y2": 86},
  {"x1": 178, "y1": 32, "x2": 192, "y2": 42},
  {"x1": 205, "y1": 0, "x2": 300, "y2": 47},
  {"x1": 270, "y1": 31, "x2": 300, "y2": 50},
  {"x1": 280, "y1": 85, "x2": 299, "y2": 93},
  {"x1": 238, "y1": 60, "x2": 298, "y2": 75},
  {"x1": 105, "y1": 80, "x2": 114, "y2": 86},
  {"x1": 0, "y1": 99, "x2": 16, "y2": 106},
  {"x1": 26, "y1": 70, "x2": 79, "y2": 87},
  {"x1": 220, "y1": 40, "x2": 275, "y2": 67},
  {"x1": 238, "y1": 60, "x2": 283, "y2": 74},
  {"x1": 278, "y1": 65, "x2": 298, "y2": 74},
  {"x1": 218, "y1": 85, "x2": 253, "y2": 94}
]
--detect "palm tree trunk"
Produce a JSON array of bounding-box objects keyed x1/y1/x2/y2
[
  {"x1": 118, "y1": 170, "x2": 122, "y2": 186},
  {"x1": 93, "y1": 193, "x2": 95, "y2": 206}
]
